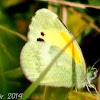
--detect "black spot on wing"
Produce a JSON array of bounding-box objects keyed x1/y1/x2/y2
[
  {"x1": 37, "y1": 38, "x2": 44, "y2": 42},
  {"x1": 41, "y1": 32, "x2": 45, "y2": 36}
]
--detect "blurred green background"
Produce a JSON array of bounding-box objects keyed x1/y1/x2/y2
[{"x1": 0, "y1": 0, "x2": 100, "y2": 100}]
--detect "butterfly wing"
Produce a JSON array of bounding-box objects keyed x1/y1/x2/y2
[
  {"x1": 20, "y1": 41, "x2": 86, "y2": 88},
  {"x1": 20, "y1": 8, "x2": 86, "y2": 89}
]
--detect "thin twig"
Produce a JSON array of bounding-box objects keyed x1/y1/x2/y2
[
  {"x1": 63, "y1": 7, "x2": 67, "y2": 25},
  {"x1": 0, "y1": 67, "x2": 21, "y2": 75},
  {"x1": 0, "y1": 26, "x2": 27, "y2": 41},
  {"x1": 90, "y1": 23, "x2": 100, "y2": 32},
  {"x1": 0, "y1": 42, "x2": 16, "y2": 61},
  {"x1": 68, "y1": 8, "x2": 100, "y2": 32},
  {"x1": 39, "y1": 0, "x2": 100, "y2": 9},
  {"x1": 7, "y1": 81, "x2": 21, "y2": 86}
]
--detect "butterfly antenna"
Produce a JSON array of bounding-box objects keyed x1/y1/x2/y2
[{"x1": 91, "y1": 58, "x2": 100, "y2": 69}]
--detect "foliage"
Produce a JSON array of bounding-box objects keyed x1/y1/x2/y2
[{"x1": 0, "y1": 0, "x2": 100, "y2": 100}]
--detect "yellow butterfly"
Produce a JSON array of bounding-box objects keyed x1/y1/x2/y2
[{"x1": 20, "y1": 8, "x2": 98, "y2": 91}]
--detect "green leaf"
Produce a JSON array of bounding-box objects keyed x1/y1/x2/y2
[
  {"x1": 88, "y1": 0, "x2": 100, "y2": 6},
  {"x1": 0, "y1": 26, "x2": 25, "y2": 99}
]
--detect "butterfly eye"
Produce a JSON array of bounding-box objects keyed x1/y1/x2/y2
[
  {"x1": 41, "y1": 32, "x2": 45, "y2": 36},
  {"x1": 37, "y1": 38, "x2": 44, "y2": 42}
]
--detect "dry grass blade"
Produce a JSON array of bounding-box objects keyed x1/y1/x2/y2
[
  {"x1": 0, "y1": 26, "x2": 27, "y2": 41},
  {"x1": 39, "y1": 0, "x2": 100, "y2": 9}
]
